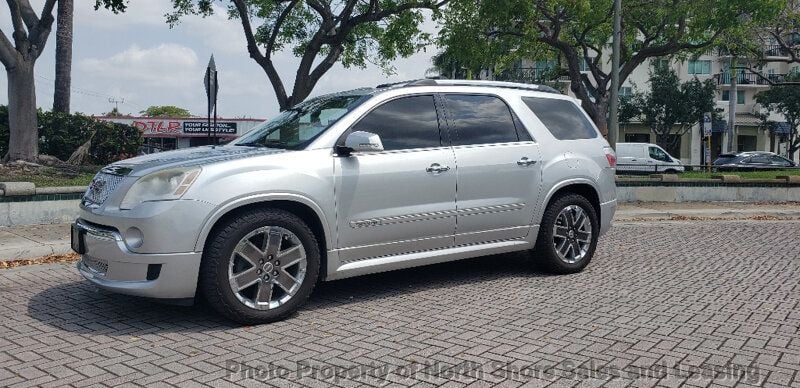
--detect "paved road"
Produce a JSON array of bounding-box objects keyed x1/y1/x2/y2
[{"x1": 1, "y1": 220, "x2": 798, "y2": 387}]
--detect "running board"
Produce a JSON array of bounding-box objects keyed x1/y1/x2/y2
[{"x1": 326, "y1": 239, "x2": 532, "y2": 281}]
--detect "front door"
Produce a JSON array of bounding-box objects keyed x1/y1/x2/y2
[
  {"x1": 334, "y1": 95, "x2": 457, "y2": 262},
  {"x1": 442, "y1": 94, "x2": 543, "y2": 245}
]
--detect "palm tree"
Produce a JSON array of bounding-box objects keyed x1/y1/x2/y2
[{"x1": 53, "y1": 0, "x2": 73, "y2": 113}]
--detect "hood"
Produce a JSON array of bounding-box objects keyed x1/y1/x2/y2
[{"x1": 103, "y1": 145, "x2": 289, "y2": 176}]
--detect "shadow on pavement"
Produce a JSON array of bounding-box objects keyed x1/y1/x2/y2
[{"x1": 27, "y1": 250, "x2": 549, "y2": 334}]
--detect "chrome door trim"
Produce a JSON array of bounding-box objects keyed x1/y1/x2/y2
[{"x1": 348, "y1": 203, "x2": 525, "y2": 229}]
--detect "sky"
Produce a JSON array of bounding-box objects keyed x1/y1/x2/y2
[{"x1": 0, "y1": 0, "x2": 440, "y2": 120}]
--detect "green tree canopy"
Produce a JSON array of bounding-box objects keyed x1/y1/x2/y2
[
  {"x1": 140, "y1": 105, "x2": 193, "y2": 117},
  {"x1": 165, "y1": 0, "x2": 447, "y2": 111},
  {"x1": 439, "y1": 0, "x2": 783, "y2": 134},
  {"x1": 620, "y1": 66, "x2": 717, "y2": 152},
  {"x1": 755, "y1": 73, "x2": 800, "y2": 158}
]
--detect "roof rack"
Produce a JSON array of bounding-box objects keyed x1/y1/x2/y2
[{"x1": 376, "y1": 79, "x2": 561, "y2": 94}]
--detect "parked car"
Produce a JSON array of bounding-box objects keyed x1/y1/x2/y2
[
  {"x1": 713, "y1": 151, "x2": 796, "y2": 171},
  {"x1": 615, "y1": 143, "x2": 684, "y2": 174},
  {"x1": 72, "y1": 79, "x2": 617, "y2": 324}
]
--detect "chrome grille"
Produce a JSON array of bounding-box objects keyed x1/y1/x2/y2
[
  {"x1": 83, "y1": 172, "x2": 125, "y2": 207},
  {"x1": 82, "y1": 257, "x2": 108, "y2": 275}
]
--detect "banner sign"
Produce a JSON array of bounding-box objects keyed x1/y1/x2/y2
[{"x1": 183, "y1": 121, "x2": 237, "y2": 135}]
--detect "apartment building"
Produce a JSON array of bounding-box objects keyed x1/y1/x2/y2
[{"x1": 496, "y1": 44, "x2": 800, "y2": 164}]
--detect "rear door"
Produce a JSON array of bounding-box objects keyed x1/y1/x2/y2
[{"x1": 443, "y1": 93, "x2": 542, "y2": 245}]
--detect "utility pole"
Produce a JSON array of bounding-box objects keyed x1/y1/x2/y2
[
  {"x1": 608, "y1": 0, "x2": 622, "y2": 149},
  {"x1": 726, "y1": 56, "x2": 737, "y2": 153},
  {"x1": 108, "y1": 97, "x2": 124, "y2": 112}
]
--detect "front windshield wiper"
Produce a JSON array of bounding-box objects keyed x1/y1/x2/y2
[{"x1": 235, "y1": 139, "x2": 291, "y2": 149}]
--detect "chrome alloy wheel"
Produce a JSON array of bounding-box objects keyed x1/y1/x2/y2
[
  {"x1": 552, "y1": 205, "x2": 593, "y2": 264},
  {"x1": 228, "y1": 226, "x2": 307, "y2": 310}
]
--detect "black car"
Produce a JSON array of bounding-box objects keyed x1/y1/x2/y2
[{"x1": 713, "y1": 151, "x2": 796, "y2": 171}]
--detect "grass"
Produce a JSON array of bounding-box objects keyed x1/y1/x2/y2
[
  {"x1": 0, "y1": 171, "x2": 96, "y2": 187},
  {"x1": 0, "y1": 165, "x2": 100, "y2": 187},
  {"x1": 678, "y1": 170, "x2": 800, "y2": 180}
]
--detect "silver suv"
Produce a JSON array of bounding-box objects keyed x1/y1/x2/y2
[{"x1": 72, "y1": 80, "x2": 617, "y2": 324}]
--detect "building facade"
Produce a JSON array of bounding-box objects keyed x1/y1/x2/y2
[
  {"x1": 496, "y1": 44, "x2": 800, "y2": 165},
  {"x1": 95, "y1": 116, "x2": 265, "y2": 152}
]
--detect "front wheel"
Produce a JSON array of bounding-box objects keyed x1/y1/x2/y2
[
  {"x1": 531, "y1": 193, "x2": 599, "y2": 274},
  {"x1": 199, "y1": 208, "x2": 320, "y2": 324}
]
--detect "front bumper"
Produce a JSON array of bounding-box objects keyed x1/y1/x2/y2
[{"x1": 75, "y1": 220, "x2": 202, "y2": 299}]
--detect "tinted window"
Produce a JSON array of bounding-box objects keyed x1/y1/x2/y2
[
  {"x1": 522, "y1": 97, "x2": 598, "y2": 140},
  {"x1": 446, "y1": 95, "x2": 519, "y2": 146},
  {"x1": 351, "y1": 95, "x2": 441, "y2": 151},
  {"x1": 747, "y1": 155, "x2": 771, "y2": 164},
  {"x1": 770, "y1": 155, "x2": 792, "y2": 166}
]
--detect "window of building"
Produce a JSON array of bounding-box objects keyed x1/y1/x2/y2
[
  {"x1": 445, "y1": 95, "x2": 520, "y2": 146},
  {"x1": 625, "y1": 133, "x2": 650, "y2": 143},
  {"x1": 522, "y1": 97, "x2": 598, "y2": 140},
  {"x1": 351, "y1": 95, "x2": 441, "y2": 150},
  {"x1": 737, "y1": 135, "x2": 757, "y2": 152},
  {"x1": 721, "y1": 90, "x2": 745, "y2": 104},
  {"x1": 652, "y1": 58, "x2": 670, "y2": 70},
  {"x1": 579, "y1": 57, "x2": 594, "y2": 72},
  {"x1": 688, "y1": 60, "x2": 711, "y2": 75},
  {"x1": 620, "y1": 86, "x2": 633, "y2": 97}
]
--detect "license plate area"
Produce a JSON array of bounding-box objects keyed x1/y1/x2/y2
[{"x1": 71, "y1": 223, "x2": 86, "y2": 254}]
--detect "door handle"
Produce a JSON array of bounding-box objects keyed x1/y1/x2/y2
[
  {"x1": 426, "y1": 163, "x2": 450, "y2": 173},
  {"x1": 517, "y1": 157, "x2": 537, "y2": 167}
]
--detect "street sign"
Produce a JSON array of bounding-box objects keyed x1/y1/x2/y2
[
  {"x1": 703, "y1": 112, "x2": 712, "y2": 137},
  {"x1": 204, "y1": 55, "x2": 218, "y2": 109},
  {"x1": 204, "y1": 55, "x2": 219, "y2": 145}
]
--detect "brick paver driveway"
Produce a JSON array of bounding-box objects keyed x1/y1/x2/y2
[{"x1": 1, "y1": 220, "x2": 799, "y2": 388}]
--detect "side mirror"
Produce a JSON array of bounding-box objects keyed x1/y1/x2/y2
[{"x1": 337, "y1": 131, "x2": 384, "y2": 156}]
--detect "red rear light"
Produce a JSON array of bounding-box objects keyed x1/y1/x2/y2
[{"x1": 604, "y1": 147, "x2": 617, "y2": 168}]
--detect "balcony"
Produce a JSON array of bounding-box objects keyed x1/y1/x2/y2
[
  {"x1": 713, "y1": 72, "x2": 785, "y2": 87},
  {"x1": 763, "y1": 44, "x2": 792, "y2": 58}
]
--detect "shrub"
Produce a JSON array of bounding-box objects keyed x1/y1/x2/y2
[
  {"x1": 0, "y1": 106, "x2": 142, "y2": 164},
  {"x1": 89, "y1": 121, "x2": 143, "y2": 164}
]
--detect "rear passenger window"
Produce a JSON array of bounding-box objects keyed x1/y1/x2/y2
[
  {"x1": 445, "y1": 95, "x2": 520, "y2": 146},
  {"x1": 522, "y1": 97, "x2": 598, "y2": 140}
]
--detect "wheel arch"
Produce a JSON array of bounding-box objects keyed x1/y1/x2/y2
[
  {"x1": 196, "y1": 194, "x2": 331, "y2": 277},
  {"x1": 541, "y1": 180, "x2": 601, "y2": 222}
]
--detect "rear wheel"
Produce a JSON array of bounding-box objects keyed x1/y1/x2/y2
[
  {"x1": 200, "y1": 208, "x2": 320, "y2": 324},
  {"x1": 532, "y1": 193, "x2": 599, "y2": 274}
]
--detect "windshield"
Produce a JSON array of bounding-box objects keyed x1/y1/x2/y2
[{"x1": 233, "y1": 93, "x2": 370, "y2": 149}]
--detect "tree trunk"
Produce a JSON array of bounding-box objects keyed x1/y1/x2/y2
[
  {"x1": 587, "y1": 98, "x2": 609, "y2": 137},
  {"x1": 6, "y1": 60, "x2": 39, "y2": 162},
  {"x1": 53, "y1": 0, "x2": 73, "y2": 113}
]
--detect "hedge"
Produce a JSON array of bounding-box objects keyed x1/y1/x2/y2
[{"x1": 0, "y1": 107, "x2": 142, "y2": 165}]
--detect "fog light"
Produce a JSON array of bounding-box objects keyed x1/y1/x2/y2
[{"x1": 124, "y1": 227, "x2": 144, "y2": 248}]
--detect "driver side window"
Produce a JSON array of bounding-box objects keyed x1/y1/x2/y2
[
  {"x1": 648, "y1": 146, "x2": 669, "y2": 162},
  {"x1": 350, "y1": 95, "x2": 442, "y2": 151}
]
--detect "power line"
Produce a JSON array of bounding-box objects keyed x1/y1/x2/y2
[{"x1": 33, "y1": 73, "x2": 146, "y2": 111}]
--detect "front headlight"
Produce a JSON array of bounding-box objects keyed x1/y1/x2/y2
[{"x1": 119, "y1": 167, "x2": 201, "y2": 210}]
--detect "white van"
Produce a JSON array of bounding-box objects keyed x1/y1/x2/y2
[{"x1": 616, "y1": 143, "x2": 684, "y2": 174}]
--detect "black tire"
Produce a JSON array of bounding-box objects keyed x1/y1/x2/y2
[
  {"x1": 664, "y1": 169, "x2": 678, "y2": 174},
  {"x1": 531, "y1": 193, "x2": 599, "y2": 274},
  {"x1": 199, "y1": 208, "x2": 320, "y2": 324}
]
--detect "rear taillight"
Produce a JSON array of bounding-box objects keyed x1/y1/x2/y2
[{"x1": 604, "y1": 147, "x2": 616, "y2": 168}]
